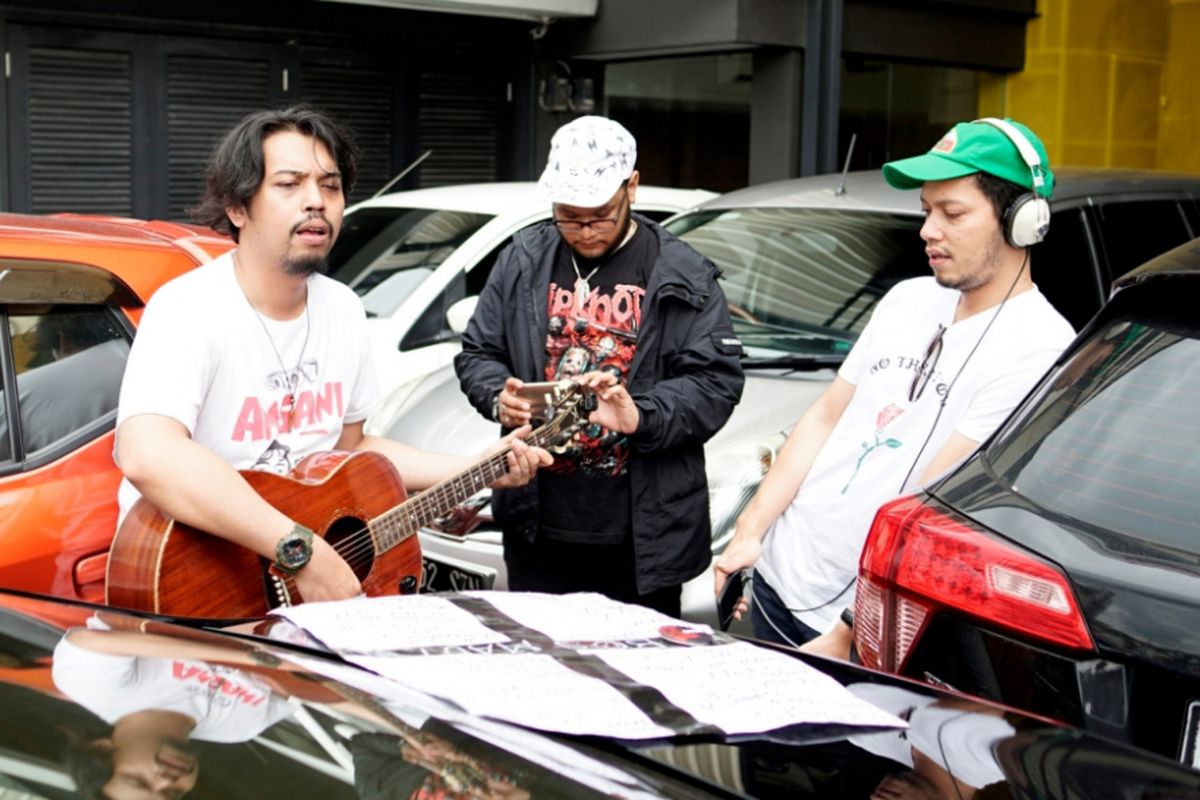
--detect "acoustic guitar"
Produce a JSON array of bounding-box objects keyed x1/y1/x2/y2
[{"x1": 104, "y1": 382, "x2": 590, "y2": 618}]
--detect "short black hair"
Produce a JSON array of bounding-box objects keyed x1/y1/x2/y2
[
  {"x1": 973, "y1": 171, "x2": 1027, "y2": 229},
  {"x1": 190, "y1": 105, "x2": 359, "y2": 242}
]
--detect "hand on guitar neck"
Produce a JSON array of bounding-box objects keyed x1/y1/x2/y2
[{"x1": 485, "y1": 425, "x2": 553, "y2": 489}]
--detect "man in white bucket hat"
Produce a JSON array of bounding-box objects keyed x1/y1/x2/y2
[{"x1": 455, "y1": 116, "x2": 744, "y2": 616}]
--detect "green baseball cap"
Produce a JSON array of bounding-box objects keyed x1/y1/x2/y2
[{"x1": 882, "y1": 118, "x2": 1054, "y2": 198}]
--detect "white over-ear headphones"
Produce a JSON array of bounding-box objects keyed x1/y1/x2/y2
[{"x1": 973, "y1": 117, "x2": 1051, "y2": 248}]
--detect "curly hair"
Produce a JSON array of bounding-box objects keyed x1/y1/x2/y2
[{"x1": 189, "y1": 104, "x2": 359, "y2": 242}]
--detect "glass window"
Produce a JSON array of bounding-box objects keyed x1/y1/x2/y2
[
  {"x1": 1096, "y1": 200, "x2": 1193, "y2": 280},
  {"x1": 0, "y1": 382, "x2": 10, "y2": 463},
  {"x1": 327, "y1": 206, "x2": 494, "y2": 302},
  {"x1": 606, "y1": 54, "x2": 752, "y2": 193},
  {"x1": 840, "y1": 58, "x2": 981, "y2": 171},
  {"x1": 1028, "y1": 207, "x2": 1106, "y2": 331},
  {"x1": 666, "y1": 207, "x2": 926, "y2": 355},
  {"x1": 8, "y1": 306, "x2": 129, "y2": 455},
  {"x1": 987, "y1": 292, "x2": 1200, "y2": 552}
]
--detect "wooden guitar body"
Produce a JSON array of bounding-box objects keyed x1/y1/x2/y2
[{"x1": 105, "y1": 451, "x2": 422, "y2": 619}]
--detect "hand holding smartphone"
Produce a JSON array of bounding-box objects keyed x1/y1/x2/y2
[{"x1": 716, "y1": 569, "x2": 747, "y2": 632}]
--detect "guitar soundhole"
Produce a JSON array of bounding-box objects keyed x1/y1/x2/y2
[{"x1": 325, "y1": 516, "x2": 376, "y2": 580}]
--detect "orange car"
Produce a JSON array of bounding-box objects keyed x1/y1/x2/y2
[{"x1": 0, "y1": 213, "x2": 232, "y2": 603}]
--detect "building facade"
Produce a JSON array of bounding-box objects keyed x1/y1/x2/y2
[{"x1": 0, "y1": 0, "x2": 1192, "y2": 219}]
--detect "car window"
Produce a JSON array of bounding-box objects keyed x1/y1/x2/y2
[
  {"x1": 1027, "y1": 206, "x2": 1105, "y2": 331},
  {"x1": 328, "y1": 206, "x2": 495, "y2": 297},
  {"x1": 636, "y1": 208, "x2": 679, "y2": 224},
  {"x1": 666, "y1": 208, "x2": 926, "y2": 352},
  {"x1": 1096, "y1": 199, "x2": 1194, "y2": 280},
  {"x1": 401, "y1": 271, "x2": 470, "y2": 352},
  {"x1": 0, "y1": 382, "x2": 9, "y2": 462},
  {"x1": 5, "y1": 306, "x2": 129, "y2": 456},
  {"x1": 985, "y1": 288, "x2": 1200, "y2": 553}
]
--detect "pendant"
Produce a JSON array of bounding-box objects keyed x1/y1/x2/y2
[
  {"x1": 282, "y1": 393, "x2": 296, "y2": 431},
  {"x1": 574, "y1": 277, "x2": 590, "y2": 312}
]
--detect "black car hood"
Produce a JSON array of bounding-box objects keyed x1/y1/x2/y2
[
  {"x1": 934, "y1": 456, "x2": 1200, "y2": 674},
  {"x1": 3, "y1": 591, "x2": 1200, "y2": 799}
]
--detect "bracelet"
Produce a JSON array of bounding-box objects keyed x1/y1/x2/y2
[{"x1": 840, "y1": 606, "x2": 855, "y2": 629}]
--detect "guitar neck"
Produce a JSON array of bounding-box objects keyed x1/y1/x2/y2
[{"x1": 369, "y1": 417, "x2": 565, "y2": 553}]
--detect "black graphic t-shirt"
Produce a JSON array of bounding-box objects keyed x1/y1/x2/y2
[{"x1": 538, "y1": 223, "x2": 658, "y2": 543}]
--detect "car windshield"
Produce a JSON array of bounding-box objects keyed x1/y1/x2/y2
[
  {"x1": 328, "y1": 206, "x2": 494, "y2": 299},
  {"x1": 984, "y1": 297, "x2": 1200, "y2": 554},
  {"x1": 665, "y1": 208, "x2": 927, "y2": 363}
]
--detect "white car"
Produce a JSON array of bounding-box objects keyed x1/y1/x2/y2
[
  {"x1": 371, "y1": 167, "x2": 1200, "y2": 630},
  {"x1": 327, "y1": 182, "x2": 716, "y2": 421}
]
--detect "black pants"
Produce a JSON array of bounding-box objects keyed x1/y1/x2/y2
[{"x1": 504, "y1": 533, "x2": 682, "y2": 618}]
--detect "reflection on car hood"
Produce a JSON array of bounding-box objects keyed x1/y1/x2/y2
[{"x1": 3, "y1": 591, "x2": 1200, "y2": 799}]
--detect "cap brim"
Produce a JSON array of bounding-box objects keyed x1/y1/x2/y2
[
  {"x1": 535, "y1": 173, "x2": 627, "y2": 208},
  {"x1": 882, "y1": 153, "x2": 979, "y2": 190}
]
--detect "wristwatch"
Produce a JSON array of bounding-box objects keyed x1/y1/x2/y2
[
  {"x1": 491, "y1": 390, "x2": 502, "y2": 423},
  {"x1": 271, "y1": 523, "x2": 314, "y2": 577}
]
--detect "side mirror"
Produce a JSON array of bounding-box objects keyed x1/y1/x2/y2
[{"x1": 446, "y1": 296, "x2": 479, "y2": 334}]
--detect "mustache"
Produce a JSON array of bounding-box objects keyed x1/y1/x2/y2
[{"x1": 290, "y1": 213, "x2": 332, "y2": 236}]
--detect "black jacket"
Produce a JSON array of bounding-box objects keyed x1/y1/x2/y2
[{"x1": 454, "y1": 214, "x2": 745, "y2": 594}]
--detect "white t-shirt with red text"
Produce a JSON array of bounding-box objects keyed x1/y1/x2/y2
[
  {"x1": 116, "y1": 251, "x2": 379, "y2": 524},
  {"x1": 52, "y1": 634, "x2": 294, "y2": 742}
]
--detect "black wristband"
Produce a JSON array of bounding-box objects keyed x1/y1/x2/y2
[{"x1": 840, "y1": 606, "x2": 855, "y2": 629}]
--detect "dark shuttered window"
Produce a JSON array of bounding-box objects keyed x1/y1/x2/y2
[
  {"x1": 299, "y1": 59, "x2": 396, "y2": 204},
  {"x1": 416, "y1": 70, "x2": 499, "y2": 187},
  {"x1": 165, "y1": 54, "x2": 274, "y2": 221},
  {"x1": 27, "y1": 47, "x2": 133, "y2": 215}
]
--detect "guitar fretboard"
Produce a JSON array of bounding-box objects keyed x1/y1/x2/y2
[{"x1": 369, "y1": 404, "x2": 576, "y2": 553}]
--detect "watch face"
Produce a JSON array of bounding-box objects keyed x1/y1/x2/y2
[{"x1": 278, "y1": 535, "x2": 311, "y2": 569}]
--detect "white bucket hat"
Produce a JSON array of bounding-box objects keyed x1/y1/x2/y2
[{"x1": 536, "y1": 116, "x2": 637, "y2": 207}]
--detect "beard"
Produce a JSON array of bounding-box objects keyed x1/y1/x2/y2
[
  {"x1": 934, "y1": 230, "x2": 1003, "y2": 292},
  {"x1": 283, "y1": 253, "x2": 329, "y2": 277},
  {"x1": 284, "y1": 214, "x2": 335, "y2": 276}
]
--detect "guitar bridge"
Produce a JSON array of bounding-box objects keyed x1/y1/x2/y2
[{"x1": 269, "y1": 573, "x2": 294, "y2": 609}]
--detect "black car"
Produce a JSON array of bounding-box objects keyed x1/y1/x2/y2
[
  {"x1": 4, "y1": 588, "x2": 1200, "y2": 800},
  {"x1": 854, "y1": 237, "x2": 1200, "y2": 765}
]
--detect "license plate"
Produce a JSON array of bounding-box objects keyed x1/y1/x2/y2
[
  {"x1": 421, "y1": 554, "x2": 496, "y2": 593},
  {"x1": 1182, "y1": 700, "x2": 1200, "y2": 768}
]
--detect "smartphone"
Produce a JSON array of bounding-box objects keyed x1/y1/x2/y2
[
  {"x1": 513, "y1": 380, "x2": 572, "y2": 417},
  {"x1": 716, "y1": 570, "x2": 747, "y2": 632}
]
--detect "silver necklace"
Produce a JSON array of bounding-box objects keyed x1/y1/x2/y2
[
  {"x1": 570, "y1": 254, "x2": 602, "y2": 309},
  {"x1": 235, "y1": 253, "x2": 312, "y2": 430},
  {"x1": 569, "y1": 220, "x2": 639, "y2": 309}
]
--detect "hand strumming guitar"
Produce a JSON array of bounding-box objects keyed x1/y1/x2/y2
[{"x1": 293, "y1": 534, "x2": 362, "y2": 603}]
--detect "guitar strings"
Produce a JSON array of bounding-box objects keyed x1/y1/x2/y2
[{"x1": 273, "y1": 409, "x2": 576, "y2": 600}]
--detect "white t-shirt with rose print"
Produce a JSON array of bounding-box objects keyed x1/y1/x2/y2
[{"x1": 755, "y1": 277, "x2": 1073, "y2": 631}]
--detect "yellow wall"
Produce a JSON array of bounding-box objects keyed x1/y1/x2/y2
[
  {"x1": 1159, "y1": 0, "x2": 1200, "y2": 172},
  {"x1": 980, "y1": 0, "x2": 1199, "y2": 173}
]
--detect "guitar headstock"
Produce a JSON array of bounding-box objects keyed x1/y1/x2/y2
[{"x1": 536, "y1": 381, "x2": 596, "y2": 453}]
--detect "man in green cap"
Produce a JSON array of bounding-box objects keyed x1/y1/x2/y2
[{"x1": 714, "y1": 118, "x2": 1074, "y2": 651}]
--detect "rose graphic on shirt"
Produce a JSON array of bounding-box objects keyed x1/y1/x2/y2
[{"x1": 842, "y1": 404, "x2": 905, "y2": 494}]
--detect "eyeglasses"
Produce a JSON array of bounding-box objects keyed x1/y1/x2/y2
[
  {"x1": 909, "y1": 324, "x2": 946, "y2": 402},
  {"x1": 553, "y1": 191, "x2": 628, "y2": 234}
]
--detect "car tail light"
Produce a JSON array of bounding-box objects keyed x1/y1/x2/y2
[{"x1": 855, "y1": 494, "x2": 1095, "y2": 673}]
